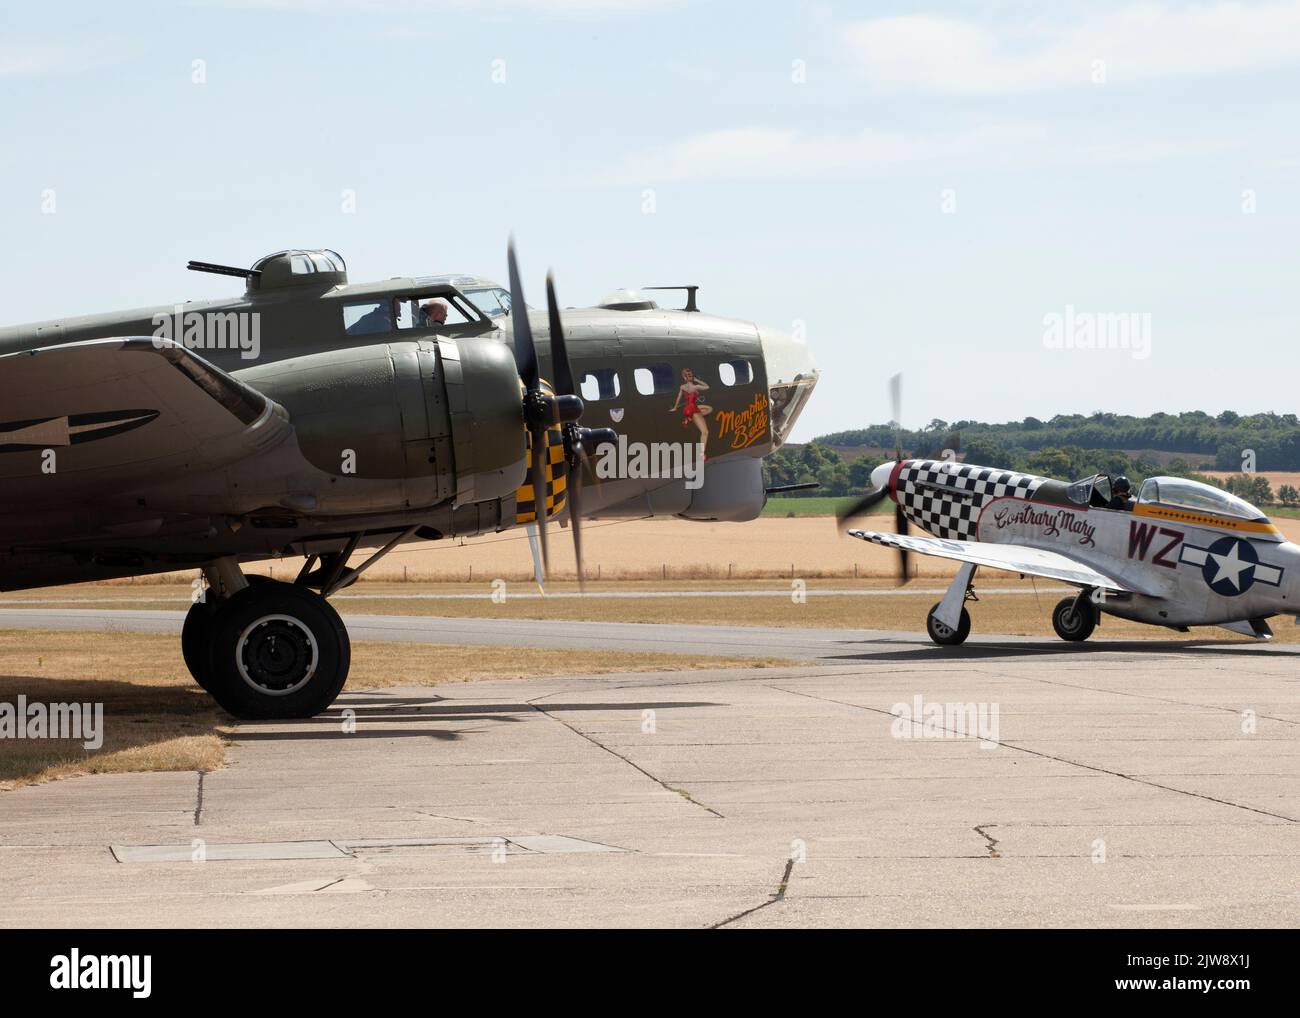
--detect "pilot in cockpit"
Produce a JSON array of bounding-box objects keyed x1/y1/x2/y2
[
  {"x1": 420, "y1": 300, "x2": 448, "y2": 329},
  {"x1": 1108, "y1": 475, "x2": 1134, "y2": 511}
]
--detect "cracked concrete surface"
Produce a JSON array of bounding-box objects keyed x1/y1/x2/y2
[
  {"x1": 1, "y1": 634, "x2": 1298, "y2": 927},
  {"x1": 974, "y1": 825, "x2": 1002, "y2": 858}
]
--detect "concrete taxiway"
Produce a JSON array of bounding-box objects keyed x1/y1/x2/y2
[{"x1": 1, "y1": 612, "x2": 1297, "y2": 927}]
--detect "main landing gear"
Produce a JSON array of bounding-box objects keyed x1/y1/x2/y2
[
  {"x1": 183, "y1": 577, "x2": 350, "y2": 719},
  {"x1": 183, "y1": 528, "x2": 416, "y2": 719},
  {"x1": 919, "y1": 567, "x2": 1104, "y2": 647},
  {"x1": 925, "y1": 562, "x2": 977, "y2": 647}
]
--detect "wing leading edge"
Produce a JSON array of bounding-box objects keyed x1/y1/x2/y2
[
  {"x1": 848, "y1": 529, "x2": 1163, "y2": 597},
  {"x1": 0, "y1": 337, "x2": 290, "y2": 502}
]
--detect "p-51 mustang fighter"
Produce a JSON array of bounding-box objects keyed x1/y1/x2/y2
[
  {"x1": 0, "y1": 243, "x2": 817, "y2": 717},
  {"x1": 843, "y1": 456, "x2": 1299, "y2": 647}
]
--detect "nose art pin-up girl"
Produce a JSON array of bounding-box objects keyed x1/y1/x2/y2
[{"x1": 670, "y1": 367, "x2": 712, "y2": 458}]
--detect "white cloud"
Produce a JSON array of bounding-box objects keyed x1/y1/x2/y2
[
  {"x1": 843, "y1": 2, "x2": 1300, "y2": 95},
  {"x1": 595, "y1": 122, "x2": 1235, "y2": 184}
]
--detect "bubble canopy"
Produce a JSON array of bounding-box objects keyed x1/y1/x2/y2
[
  {"x1": 248, "y1": 250, "x2": 348, "y2": 292},
  {"x1": 1138, "y1": 476, "x2": 1267, "y2": 522}
]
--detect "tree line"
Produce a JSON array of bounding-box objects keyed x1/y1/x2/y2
[
  {"x1": 765, "y1": 413, "x2": 1300, "y2": 507},
  {"x1": 815, "y1": 410, "x2": 1300, "y2": 472}
]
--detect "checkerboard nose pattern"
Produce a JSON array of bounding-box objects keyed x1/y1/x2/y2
[{"x1": 897, "y1": 461, "x2": 1044, "y2": 540}]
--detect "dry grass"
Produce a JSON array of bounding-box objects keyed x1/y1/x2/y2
[
  {"x1": 0, "y1": 630, "x2": 789, "y2": 788},
  {"x1": 341, "y1": 642, "x2": 790, "y2": 688},
  {"x1": 0, "y1": 640, "x2": 223, "y2": 790}
]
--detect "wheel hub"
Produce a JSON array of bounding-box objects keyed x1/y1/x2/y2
[{"x1": 236, "y1": 614, "x2": 319, "y2": 696}]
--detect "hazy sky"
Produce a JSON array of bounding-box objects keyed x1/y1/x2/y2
[{"x1": 2, "y1": 1, "x2": 1299, "y2": 441}]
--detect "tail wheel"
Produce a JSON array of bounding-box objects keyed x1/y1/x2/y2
[
  {"x1": 204, "y1": 580, "x2": 350, "y2": 719},
  {"x1": 926, "y1": 602, "x2": 971, "y2": 646},
  {"x1": 1052, "y1": 596, "x2": 1097, "y2": 642}
]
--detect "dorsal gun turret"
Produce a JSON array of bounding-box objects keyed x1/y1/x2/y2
[{"x1": 187, "y1": 250, "x2": 348, "y2": 296}]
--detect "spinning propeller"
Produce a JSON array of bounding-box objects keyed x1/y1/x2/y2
[
  {"x1": 507, "y1": 240, "x2": 616, "y2": 590},
  {"x1": 837, "y1": 373, "x2": 911, "y2": 584}
]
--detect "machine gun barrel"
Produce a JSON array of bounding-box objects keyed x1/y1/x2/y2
[{"x1": 186, "y1": 260, "x2": 262, "y2": 280}]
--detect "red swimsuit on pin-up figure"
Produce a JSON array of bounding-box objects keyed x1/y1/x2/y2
[{"x1": 670, "y1": 367, "x2": 712, "y2": 460}]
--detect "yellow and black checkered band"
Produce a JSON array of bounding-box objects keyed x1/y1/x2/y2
[{"x1": 514, "y1": 424, "x2": 568, "y2": 524}]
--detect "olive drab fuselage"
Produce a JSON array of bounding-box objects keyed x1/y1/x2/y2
[{"x1": 0, "y1": 250, "x2": 819, "y2": 591}]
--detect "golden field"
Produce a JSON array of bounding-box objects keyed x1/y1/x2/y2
[
  {"x1": 33, "y1": 511, "x2": 1300, "y2": 585},
  {"x1": 114, "y1": 514, "x2": 924, "y2": 583},
  {"x1": 1202, "y1": 471, "x2": 1300, "y2": 491}
]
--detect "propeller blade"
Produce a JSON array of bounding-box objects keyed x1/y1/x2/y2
[
  {"x1": 525, "y1": 522, "x2": 545, "y2": 592},
  {"x1": 507, "y1": 239, "x2": 539, "y2": 390},
  {"x1": 895, "y1": 501, "x2": 911, "y2": 585},
  {"x1": 547, "y1": 269, "x2": 589, "y2": 586},
  {"x1": 530, "y1": 422, "x2": 550, "y2": 578},
  {"x1": 568, "y1": 457, "x2": 586, "y2": 591},
  {"x1": 835, "y1": 485, "x2": 889, "y2": 529},
  {"x1": 545, "y1": 272, "x2": 576, "y2": 398}
]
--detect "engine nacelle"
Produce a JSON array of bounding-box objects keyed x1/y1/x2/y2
[{"x1": 237, "y1": 337, "x2": 526, "y2": 510}]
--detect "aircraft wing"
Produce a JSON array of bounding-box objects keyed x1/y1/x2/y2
[
  {"x1": 848, "y1": 529, "x2": 1163, "y2": 596},
  {"x1": 0, "y1": 338, "x2": 291, "y2": 504}
]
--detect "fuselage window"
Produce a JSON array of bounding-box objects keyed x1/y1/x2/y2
[
  {"x1": 1065, "y1": 478, "x2": 1094, "y2": 506},
  {"x1": 719, "y1": 360, "x2": 752, "y2": 386},
  {"x1": 466, "y1": 289, "x2": 504, "y2": 318},
  {"x1": 395, "y1": 295, "x2": 474, "y2": 331},
  {"x1": 634, "y1": 362, "x2": 675, "y2": 396},
  {"x1": 580, "y1": 369, "x2": 621, "y2": 401},
  {"x1": 464, "y1": 287, "x2": 512, "y2": 318},
  {"x1": 343, "y1": 301, "x2": 391, "y2": 336}
]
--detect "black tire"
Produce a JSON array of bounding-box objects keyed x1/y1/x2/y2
[
  {"x1": 926, "y1": 602, "x2": 971, "y2": 646},
  {"x1": 1052, "y1": 596, "x2": 1097, "y2": 642},
  {"x1": 181, "y1": 598, "x2": 220, "y2": 692},
  {"x1": 204, "y1": 580, "x2": 350, "y2": 719},
  {"x1": 182, "y1": 575, "x2": 276, "y2": 692}
]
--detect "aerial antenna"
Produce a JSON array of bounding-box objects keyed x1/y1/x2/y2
[
  {"x1": 765, "y1": 481, "x2": 820, "y2": 494},
  {"x1": 644, "y1": 285, "x2": 700, "y2": 312},
  {"x1": 187, "y1": 260, "x2": 262, "y2": 280}
]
